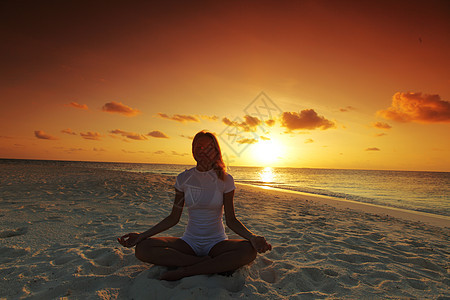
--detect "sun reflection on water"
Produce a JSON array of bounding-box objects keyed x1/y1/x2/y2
[{"x1": 259, "y1": 167, "x2": 275, "y2": 183}]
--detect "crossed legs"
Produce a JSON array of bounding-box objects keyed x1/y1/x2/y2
[{"x1": 134, "y1": 237, "x2": 257, "y2": 281}]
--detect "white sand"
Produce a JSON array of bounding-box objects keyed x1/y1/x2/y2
[{"x1": 0, "y1": 164, "x2": 449, "y2": 299}]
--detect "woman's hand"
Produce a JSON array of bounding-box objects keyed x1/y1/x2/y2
[
  {"x1": 117, "y1": 232, "x2": 143, "y2": 248},
  {"x1": 249, "y1": 235, "x2": 272, "y2": 253}
]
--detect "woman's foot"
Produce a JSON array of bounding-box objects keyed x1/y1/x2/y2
[
  {"x1": 160, "y1": 256, "x2": 212, "y2": 281},
  {"x1": 160, "y1": 268, "x2": 189, "y2": 281}
]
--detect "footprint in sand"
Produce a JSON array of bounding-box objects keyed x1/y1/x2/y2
[
  {"x1": 0, "y1": 246, "x2": 30, "y2": 263},
  {"x1": 406, "y1": 278, "x2": 429, "y2": 290},
  {"x1": 0, "y1": 227, "x2": 28, "y2": 238},
  {"x1": 323, "y1": 269, "x2": 339, "y2": 277},
  {"x1": 260, "y1": 267, "x2": 277, "y2": 283}
]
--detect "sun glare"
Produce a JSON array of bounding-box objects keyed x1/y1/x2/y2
[
  {"x1": 252, "y1": 138, "x2": 284, "y2": 166},
  {"x1": 259, "y1": 167, "x2": 275, "y2": 182}
]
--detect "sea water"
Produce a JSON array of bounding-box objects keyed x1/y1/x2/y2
[{"x1": 1, "y1": 159, "x2": 449, "y2": 217}]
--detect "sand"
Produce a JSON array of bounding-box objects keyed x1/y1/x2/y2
[{"x1": 0, "y1": 164, "x2": 449, "y2": 299}]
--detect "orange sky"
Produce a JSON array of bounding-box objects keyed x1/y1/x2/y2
[{"x1": 1, "y1": 0, "x2": 449, "y2": 171}]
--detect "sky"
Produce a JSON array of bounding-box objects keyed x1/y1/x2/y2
[{"x1": 1, "y1": 0, "x2": 449, "y2": 171}]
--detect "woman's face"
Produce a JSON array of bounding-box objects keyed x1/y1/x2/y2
[{"x1": 193, "y1": 136, "x2": 218, "y2": 167}]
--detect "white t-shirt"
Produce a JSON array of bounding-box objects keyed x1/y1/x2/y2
[{"x1": 174, "y1": 167, "x2": 236, "y2": 240}]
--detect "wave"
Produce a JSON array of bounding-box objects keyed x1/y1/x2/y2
[{"x1": 237, "y1": 180, "x2": 449, "y2": 217}]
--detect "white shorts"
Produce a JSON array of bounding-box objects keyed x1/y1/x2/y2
[{"x1": 181, "y1": 236, "x2": 226, "y2": 257}]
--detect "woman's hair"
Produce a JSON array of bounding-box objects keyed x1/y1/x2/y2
[{"x1": 192, "y1": 130, "x2": 226, "y2": 181}]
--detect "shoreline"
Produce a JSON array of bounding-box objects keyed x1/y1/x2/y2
[{"x1": 237, "y1": 183, "x2": 450, "y2": 228}]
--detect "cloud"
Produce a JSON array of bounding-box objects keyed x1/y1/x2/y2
[
  {"x1": 148, "y1": 130, "x2": 169, "y2": 138},
  {"x1": 65, "y1": 148, "x2": 86, "y2": 153},
  {"x1": 199, "y1": 115, "x2": 219, "y2": 121},
  {"x1": 171, "y1": 151, "x2": 189, "y2": 156},
  {"x1": 265, "y1": 119, "x2": 276, "y2": 126},
  {"x1": 122, "y1": 149, "x2": 152, "y2": 154},
  {"x1": 102, "y1": 101, "x2": 140, "y2": 116},
  {"x1": 110, "y1": 129, "x2": 148, "y2": 140},
  {"x1": 61, "y1": 128, "x2": 77, "y2": 135},
  {"x1": 377, "y1": 92, "x2": 450, "y2": 123},
  {"x1": 80, "y1": 132, "x2": 102, "y2": 140},
  {"x1": 260, "y1": 136, "x2": 270, "y2": 141},
  {"x1": 374, "y1": 133, "x2": 387, "y2": 137},
  {"x1": 340, "y1": 106, "x2": 356, "y2": 112},
  {"x1": 222, "y1": 115, "x2": 262, "y2": 132},
  {"x1": 154, "y1": 150, "x2": 165, "y2": 155},
  {"x1": 158, "y1": 113, "x2": 199, "y2": 122},
  {"x1": 34, "y1": 130, "x2": 58, "y2": 140},
  {"x1": 365, "y1": 147, "x2": 380, "y2": 151},
  {"x1": 236, "y1": 138, "x2": 258, "y2": 144},
  {"x1": 281, "y1": 109, "x2": 335, "y2": 131},
  {"x1": 93, "y1": 147, "x2": 107, "y2": 152},
  {"x1": 122, "y1": 149, "x2": 135, "y2": 154},
  {"x1": 372, "y1": 122, "x2": 392, "y2": 130},
  {"x1": 67, "y1": 102, "x2": 88, "y2": 110},
  {"x1": 305, "y1": 138, "x2": 314, "y2": 143}
]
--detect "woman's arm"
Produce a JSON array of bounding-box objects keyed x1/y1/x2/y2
[
  {"x1": 223, "y1": 190, "x2": 254, "y2": 240},
  {"x1": 118, "y1": 189, "x2": 185, "y2": 247},
  {"x1": 223, "y1": 190, "x2": 272, "y2": 253},
  {"x1": 140, "y1": 189, "x2": 184, "y2": 239},
  {"x1": 139, "y1": 189, "x2": 185, "y2": 239}
]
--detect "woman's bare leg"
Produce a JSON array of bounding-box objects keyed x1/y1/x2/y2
[
  {"x1": 160, "y1": 239, "x2": 257, "y2": 281},
  {"x1": 135, "y1": 237, "x2": 210, "y2": 267}
]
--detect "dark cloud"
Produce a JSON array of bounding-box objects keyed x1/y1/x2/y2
[
  {"x1": 61, "y1": 128, "x2": 77, "y2": 135},
  {"x1": 80, "y1": 132, "x2": 102, "y2": 140},
  {"x1": 340, "y1": 106, "x2": 356, "y2": 112},
  {"x1": 265, "y1": 119, "x2": 275, "y2": 127},
  {"x1": 374, "y1": 133, "x2": 387, "y2": 137},
  {"x1": 154, "y1": 150, "x2": 165, "y2": 155},
  {"x1": 377, "y1": 92, "x2": 450, "y2": 123},
  {"x1": 34, "y1": 130, "x2": 58, "y2": 140},
  {"x1": 158, "y1": 113, "x2": 199, "y2": 122},
  {"x1": 102, "y1": 101, "x2": 140, "y2": 116},
  {"x1": 365, "y1": 147, "x2": 380, "y2": 151},
  {"x1": 305, "y1": 138, "x2": 314, "y2": 143},
  {"x1": 281, "y1": 110, "x2": 335, "y2": 131},
  {"x1": 148, "y1": 130, "x2": 169, "y2": 138},
  {"x1": 372, "y1": 122, "x2": 392, "y2": 130},
  {"x1": 110, "y1": 129, "x2": 148, "y2": 140},
  {"x1": 67, "y1": 102, "x2": 88, "y2": 110},
  {"x1": 222, "y1": 115, "x2": 262, "y2": 132}
]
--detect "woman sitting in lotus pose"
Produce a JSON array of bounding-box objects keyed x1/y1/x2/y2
[{"x1": 118, "y1": 130, "x2": 271, "y2": 281}]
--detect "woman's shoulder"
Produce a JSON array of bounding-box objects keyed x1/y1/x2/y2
[
  {"x1": 224, "y1": 171, "x2": 234, "y2": 180},
  {"x1": 177, "y1": 167, "x2": 196, "y2": 178},
  {"x1": 223, "y1": 171, "x2": 235, "y2": 185}
]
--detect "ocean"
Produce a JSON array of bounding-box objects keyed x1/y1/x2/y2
[{"x1": 1, "y1": 159, "x2": 449, "y2": 217}]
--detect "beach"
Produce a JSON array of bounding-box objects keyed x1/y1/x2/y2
[{"x1": 0, "y1": 164, "x2": 449, "y2": 299}]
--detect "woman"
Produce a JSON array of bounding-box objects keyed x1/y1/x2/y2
[{"x1": 118, "y1": 130, "x2": 271, "y2": 281}]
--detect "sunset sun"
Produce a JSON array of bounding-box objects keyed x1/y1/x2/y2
[{"x1": 252, "y1": 138, "x2": 284, "y2": 166}]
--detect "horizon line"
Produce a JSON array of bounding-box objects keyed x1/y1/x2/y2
[{"x1": 1, "y1": 157, "x2": 448, "y2": 173}]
